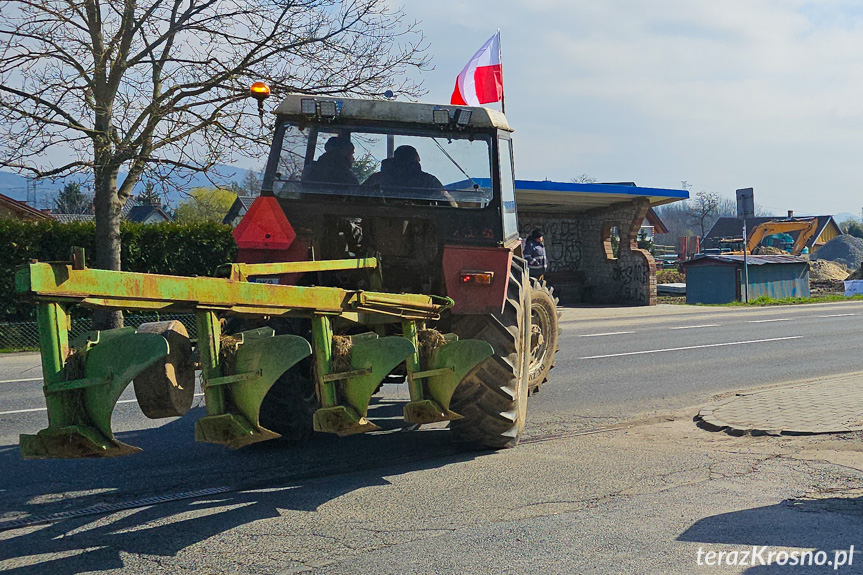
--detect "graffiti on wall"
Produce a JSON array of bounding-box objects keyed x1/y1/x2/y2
[
  {"x1": 613, "y1": 259, "x2": 650, "y2": 303},
  {"x1": 519, "y1": 218, "x2": 582, "y2": 272}
]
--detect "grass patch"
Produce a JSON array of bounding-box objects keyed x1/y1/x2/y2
[
  {"x1": 0, "y1": 347, "x2": 38, "y2": 353},
  {"x1": 716, "y1": 294, "x2": 863, "y2": 306}
]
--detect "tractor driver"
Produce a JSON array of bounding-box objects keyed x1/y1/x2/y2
[
  {"x1": 301, "y1": 136, "x2": 359, "y2": 191},
  {"x1": 362, "y1": 145, "x2": 457, "y2": 207}
]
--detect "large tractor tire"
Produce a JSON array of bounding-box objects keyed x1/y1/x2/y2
[
  {"x1": 449, "y1": 257, "x2": 530, "y2": 449},
  {"x1": 527, "y1": 277, "x2": 561, "y2": 395}
]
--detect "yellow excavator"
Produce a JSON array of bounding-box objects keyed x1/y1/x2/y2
[{"x1": 718, "y1": 217, "x2": 818, "y2": 255}]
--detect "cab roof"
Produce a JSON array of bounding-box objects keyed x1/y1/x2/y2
[{"x1": 273, "y1": 94, "x2": 512, "y2": 132}]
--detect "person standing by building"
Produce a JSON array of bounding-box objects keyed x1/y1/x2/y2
[{"x1": 524, "y1": 229, "x2": 547, "y2": 277}]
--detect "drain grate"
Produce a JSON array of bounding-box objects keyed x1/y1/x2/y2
[{"x1": 0, "y1": 486, "x2": 233, "y2": 532}]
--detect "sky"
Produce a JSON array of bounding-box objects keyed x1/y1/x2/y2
[{"x1": 406, "y1": 0, "x2": 863, "y2": 217}]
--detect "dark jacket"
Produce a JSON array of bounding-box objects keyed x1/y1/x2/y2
[
  {"x1": 362, "y1": 158, "x2": 444, "y2": 198},
  {"x1": 524, "y1": 238, "x2": 547, "y2": 276},
  {"x1": 301, "y1": 152, "x2": 359, "y2": 190}
]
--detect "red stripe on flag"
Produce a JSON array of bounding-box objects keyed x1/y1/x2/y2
[
  {"x1": 451, "y1": 78, "x2": 467, "y2": 105},
  {"x1": 473, "y1": 64, "x2": 503, "y2": 105}
]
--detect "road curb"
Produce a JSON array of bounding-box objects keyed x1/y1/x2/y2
[{"x1": 696, "y1": 372, "x2": 863, "y2": 435}]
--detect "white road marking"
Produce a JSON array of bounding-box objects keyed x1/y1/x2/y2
[
  {"x1": 0, "y1": 407, "x2": 46, "y2": 415},
  {"x1": 0, "y1": 377, "x2": 42, "y2": 384},
  {"x1": 817, "y1": 313, "x2": 857, "y2": 318},
  {"x1": 578, "y1": 331, "x2": 634, "y2": 337},
  {"x1": 747, "y1": 318, "x2": 792, "y2": 323},
  {"x1": 669, "y1": 324, "x2": 719, "y2": 330},
  {"x1": 0, "y1": 393, "x2": 205, "y2": 416},
  {"x1": 580, "y1": 336, "x2": 802, "y2": 360}
]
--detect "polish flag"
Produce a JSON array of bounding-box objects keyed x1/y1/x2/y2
[{"x1": 451, "y1": 32, "x2": 504, "y2": 106}]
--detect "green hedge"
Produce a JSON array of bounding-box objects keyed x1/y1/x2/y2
[{"x1": 0, "y1": 219, "x2": 237, "y2": 321}]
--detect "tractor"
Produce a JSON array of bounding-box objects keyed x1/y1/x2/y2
[
  {"x1": 237, "y1": 93, "x2": 561, "y2": 448},
  {"x1": 15, "y1": 92, "x2": 560, "y2": 458}
]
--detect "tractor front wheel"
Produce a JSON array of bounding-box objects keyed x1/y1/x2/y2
[{"x1": 527, "y1": 277, "x2": 561, "y2": 395}]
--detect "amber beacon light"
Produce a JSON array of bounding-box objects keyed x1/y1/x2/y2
[{"x1": 250, "y1": 82, "x2": 271, "y2": 117}]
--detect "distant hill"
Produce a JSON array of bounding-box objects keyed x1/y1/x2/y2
[
  {"x1": 0, "y1": 166, "x2": 252, "y2": 209},
  {"x1": 834, "y1": 213, "x2": 858, "y2": 224},
  {"x1": 0, "y1": 171, "x2": 28, "y2": 196}
]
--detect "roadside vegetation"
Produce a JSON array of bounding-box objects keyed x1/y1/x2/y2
[{"x1": 716, "y1": 294, "x2": 863, "y2": 306}]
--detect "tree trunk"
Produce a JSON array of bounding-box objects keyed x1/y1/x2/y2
[{"x1": 92, "y1": 162, "x2": 124, "y2": 330}]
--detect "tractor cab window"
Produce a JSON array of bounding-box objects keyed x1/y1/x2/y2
[
  {"x1": 270, "y1": 124, "x2": 493, "y2": 209},
  {"x1": 498, "y1": 137, "x2": 518, "y2": 240}
]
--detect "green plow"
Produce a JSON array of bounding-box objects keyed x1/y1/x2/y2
[
  {"x1": 194, "y1": 320, "x2": 313, "y2": 449},
  {"x1": 20, "y1": 305, "x2": 170, "y2": 458},
  {"x1": 15, "y1": 257, "x2": 492, "y2": 459}
]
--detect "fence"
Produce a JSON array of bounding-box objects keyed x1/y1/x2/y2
[{"x1": 0, "y1": 313, "x2": 197, "y2": 351}]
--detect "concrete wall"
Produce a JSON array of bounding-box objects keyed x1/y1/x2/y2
[{"x1": 519, "y1": 197, "x2": 657, "y2": 306}]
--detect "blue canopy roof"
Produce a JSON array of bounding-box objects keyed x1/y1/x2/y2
[{"x1": 514, "y1": 180, "x2": 688, "y2": 214}]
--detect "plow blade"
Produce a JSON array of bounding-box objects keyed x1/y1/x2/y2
[
  {"x1": 404, "y1": 339, "x2": 494, "y2": 425},
  {"x1": 195, "y1": 334, "x2": 312, "y2": 448},
  {"x1": 313, "y1": 336, "x2": 415, "y2": 436},
  {"x1": 21, "y1": 329, "x2": 169, "y2": 459}
]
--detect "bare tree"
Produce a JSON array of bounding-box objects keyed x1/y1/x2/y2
[
  {"x1": 688, "y1": 191, "x2": 719, "y2": 237},
  {"x1": 231, "y1": 168, "x2": 262, "y2": 197},
  {"x1": 0, "y1": 0, "x2": 428, "y2": 326},
  {"x1": 717, "y1": 196, "x2": 737, "y2": 218}
]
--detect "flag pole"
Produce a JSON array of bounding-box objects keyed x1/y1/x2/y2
[{"x1": 497, "y1": 29, "x2": 506, "y2": 115}]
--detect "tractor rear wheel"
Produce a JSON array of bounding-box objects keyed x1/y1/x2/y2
[
  {"x1": 449, "y1": 257, "x2": 529, "y2": 449},
  {"x1": 258, "y1": 359, "x2": 318, "y2": 443},
  {"x1": 527, "y1": 277, "x2": 561, "y2": 395}
]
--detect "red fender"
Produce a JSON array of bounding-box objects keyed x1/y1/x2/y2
[{"x1": 442, "y1": 245, "x2": 513, "y2": 315}]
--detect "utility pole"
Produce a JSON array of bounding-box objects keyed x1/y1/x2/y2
[
  {"x1": 736, "y1": 187, "x2": 754, "y2": 303},
  {"x1": 742, "y1": 218, "x2": 749, "y2": 303}
]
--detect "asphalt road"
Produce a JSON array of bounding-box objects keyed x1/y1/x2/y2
[
  {"x1": 531, "y1": 299, "x2": 863, "y2": 424},
  {"x1": 2, "y1": 301, "x2": 863, "y2": 573}
]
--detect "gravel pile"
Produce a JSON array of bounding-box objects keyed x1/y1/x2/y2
[
  {"x1": 753, "y1": 246, "x2": 786, "y2": 255},
  {"x1": 813, "y1": 235, "x2": 863, "y2": 268},
  {"x1": 809, "y1": 259, "x2": 850, "y2": 281}
]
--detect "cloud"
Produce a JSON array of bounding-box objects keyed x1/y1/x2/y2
[{"x1": 412, "y1": 0, "x2": 863, "y2": 213}]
